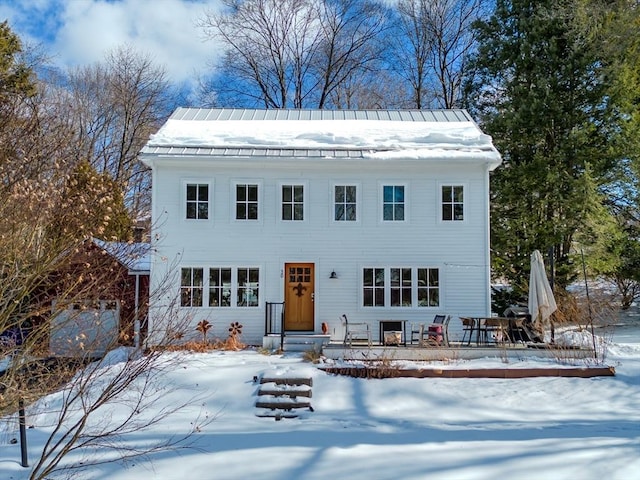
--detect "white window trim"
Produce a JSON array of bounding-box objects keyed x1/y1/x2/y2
[
  {"x1": 438, "y1": 182, "x2": 467, "y2": 224},
  {"x1": 278, "y1": 181, "x2": 308, "y2": 223},
  {"x1": 379, "y1": 182, "x2": 409, "y2": 223},
  {"x1": 182, "y1": 179, "x2": 212, "y2": 222},
  {"x1": 331, "y1": 182, "x2": 360, "y2": 224},
  {"x1": 231, "y1": 180, "x2": 263, "y2": 224}
]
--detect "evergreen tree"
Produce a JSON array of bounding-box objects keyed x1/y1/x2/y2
[{"x1": 466, "y1": 0, "x2": 623, "y2": 292}]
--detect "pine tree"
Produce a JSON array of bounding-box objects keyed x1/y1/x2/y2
[{"x1": 466, "y1": 0, "x2": 623, "y2": 292}]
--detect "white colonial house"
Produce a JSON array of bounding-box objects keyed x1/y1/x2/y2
[{"x1": 139, "y1": 108, "x2": 501, "y2": 347}]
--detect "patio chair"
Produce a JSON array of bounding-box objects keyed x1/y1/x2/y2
[
  {"x1": 342, "y1": 314, "x2": 371, "y2": 347},
  {"x1": 427, "y1": 314, "x2": 450, "y2": 346},
  {"x1": 416, "y1": 314, "x2": 450, "y2": 346},
  {"x1": 460, "y1": 317, "x2": 476, "y2": 345}
]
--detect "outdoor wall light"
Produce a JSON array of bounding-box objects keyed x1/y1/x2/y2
[{"x1": 329, "y1": 270, "x2": 338, "y2": 279}]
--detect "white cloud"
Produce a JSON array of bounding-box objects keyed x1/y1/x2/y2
[{"x1": 3, "y1": 0, "x2": 225, "y2": 86}]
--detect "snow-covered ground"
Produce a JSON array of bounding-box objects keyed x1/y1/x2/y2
[{"x1": 1, "y1": 328, "x2": 639, "y2": 480}]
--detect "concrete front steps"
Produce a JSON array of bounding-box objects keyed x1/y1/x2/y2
[{"x1": 262, "y1": 333, "x2": 331, "y2": 352}]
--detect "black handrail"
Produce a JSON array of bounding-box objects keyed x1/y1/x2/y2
[{"x1": 265, "y1": 302, "x2": 285, "y2": 349}]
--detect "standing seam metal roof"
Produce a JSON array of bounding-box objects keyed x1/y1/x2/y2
[{"x1": 169, "y1": 108, "x2": 473, "y2": 123}]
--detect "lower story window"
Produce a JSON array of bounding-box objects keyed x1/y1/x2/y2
[
  {"x1": 363, "y1": 268, "x2": 385, "y2": 306},
  {"x1": 237, "y1": 267, "x2": 260, "y2": 307},
  {"x1": 362, "y1": 267, "x2": 440, "y2": 308},
  {"x1": 390, "y1": 268, "x2": 412, "y2": 307},
  {"x1": 209, "y1": 268, "x2": 232, "y2": 307},
  {"x1": 418, "y1": 268, "x2": 439, "y2": 307},
  {"x1": 181, "y1": 268, "x2": 203, "y2": 307},
  {"x1": 180, "y1": 267, "x2": 259, "y2": 307}
]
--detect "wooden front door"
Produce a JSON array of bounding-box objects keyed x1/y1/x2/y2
[{"x1": 284, "y1": 263, "x2": 314, "y2": 331}]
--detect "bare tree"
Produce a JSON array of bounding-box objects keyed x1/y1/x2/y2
[
  {"x1": 395, "y1": 0, "x2": 487, "y2": 108},
  {"x1": 199, "y1": 0, "x2": 388, "y2": 108},
  {"x1": 58, "y1": 45, "x2": 174, "y2": 220}
]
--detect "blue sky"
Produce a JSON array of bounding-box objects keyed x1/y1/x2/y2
[{"x1": 0, "y1": 0, "x2": 224, "y2": 85}]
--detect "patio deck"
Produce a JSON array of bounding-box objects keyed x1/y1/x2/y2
[{"x1": 321, "y1": 341, "x2": 596, "y2": 362}]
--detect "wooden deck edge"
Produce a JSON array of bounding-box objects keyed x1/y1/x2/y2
[{"x1": 319, "y1": 366, "x2": 615, "y2": 379}]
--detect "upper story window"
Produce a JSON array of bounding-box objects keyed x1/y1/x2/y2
[
  {"x1": 236, "y1": 183, "x2": 259, "y2": 220},
  {"x1": 282, "y1": 184, "x2": 304, "y2": 221},
  {"x1": 180, "y1": 267, "x2": 203, "y2": 307},
  {"x1": 186, "y1": 184, "x2": 209, "y2": 220},
  {"x1": 334, "y1": 185, "x2": 357, "y2": 221},
  {"x1": 383, "y1": 185, "x2": 405, "y2": 221},
  {"x1": 442, "y1": 185, "x2": 464, "y2": 221}
]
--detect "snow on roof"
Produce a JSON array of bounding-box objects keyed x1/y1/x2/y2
[
  {"x1": 92, "y1": 239, "x2": 151, "y2": 273},
  {"x1": 141, "y1": 108, "x2": 501, "y2": 168}
]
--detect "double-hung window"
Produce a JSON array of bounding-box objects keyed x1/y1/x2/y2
[
  {"x1": 282, "y1": 184, "x2": 304, "y2": 221},
  {"x1": 383, "y1": 185, "x2": 405, "y2": 221},
  {"x1": 363, "y1": 268, "x2": 385, "y2": 306},
  {"x1": 237, "y1": 267, "x2": 260, "y2": 307},
  {"x1": 186, "y1": 184, "x2": 209, "y2": 219},
  {"x1": 390, "y1": 268, "x2": 412, "y2": 307},
  {"x1": 417, "y1": 268, "x2": 439, "y2": 307},
  {"x1": 334, "y1": 185, "x2": 357, "y2": 221},
  {"x1": 236, "y1": 183, "x2": 259, "y2": 220},
  {"x1": 209, "y1": 268, "x2": 231, "y2": 307},
  {"x1": 180, "y1": 267, "x2": 203, "y2": 307},
  {"x1": 442, "y1": 185, "x2": 464, "y2": 221}
]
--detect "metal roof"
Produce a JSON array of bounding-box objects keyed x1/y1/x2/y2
[
  {"x1": 169, "y1": 107, "x2": 473, "y2": 123},
  {"x1": 141, "y1": 146, "x2": 370, "y2": 158}
]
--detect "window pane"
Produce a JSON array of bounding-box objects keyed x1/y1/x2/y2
[
  {"x1": 363, "y1": 289, "x2": 373, "y2": 306},
  {"x1": 443, "y1": 204, "x2": 452, "y2": 221},
  {"x1": 198, "y1": 203, "x2": 208, "y2": 219},
  {"x1": 395, "y1": 204, "x2": 404, "y2": 221},
  {"x1": 181, "y1": 268, "x2": 191, "y2": 286},
  {"x1": 198, "y1": 185, "x2": 208, "y2": 201},
  {"x1": 237, "y1": 185, "x2": 246, "y2": 200},
  {"x1": 187, "y1": 185, "x2": 197, "y2": 201},
  {"x1": 283, "y1": 185, "x2": 292, "y2": 202},
  {"x1": 383, "y1": 204, "x2": 393, "y2": 221},
  {"x1": 442, "y1": 185, "x2": 452, "y2": 202},
  {"x1": 248, "y1": 203, "x2": 258, "y2": 219},
  {"x1": 453, "y1": 186, "x2": 463, "y2": 202},
  {"x1": 383, "y1": 185, "x2": 393, "y2": 202},
  {"x1": 294, "y1": 186, "x2": 303, "y2": 202},
  {"x1": 454, "y1": 204, "x2": 464, "y2": 220},
  {"x1": 335, "y1": 204, "x2": 345, "y2": 221},
  {"x1": 282, "y1": 204, "x2": 292, "y2": 220},
  {"x1": 335, "y1": 186, "x2": 344, "y2": 202},
  {"x1": 248, "y1": 185, "x2": 258, "y2": 201},
  {"x1": 294, "y1": 204, "x2": 303, "y2": 220},
  {"x1": 193, "y1": 268, "x2": 203, "y2": 286},
  {"x1": 236, "y1": 204, "x2": 246, "y2": 219},
  {"x1": 346, "y1": 186, "x2": 356, "y2": 203},
  {"x1": 345, "y1": 204, "x2": 356, "y2": 221},
  {"x1": 394, "y1": 186, "x2": 404, "y2": 202},
  {"x1": 186, "y1": 203, "x2": 196, "y2": 219}
]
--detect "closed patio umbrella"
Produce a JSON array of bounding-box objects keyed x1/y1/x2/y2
[{"x1": 528, "y1": 250, "x2": 557, "y2": 331}]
